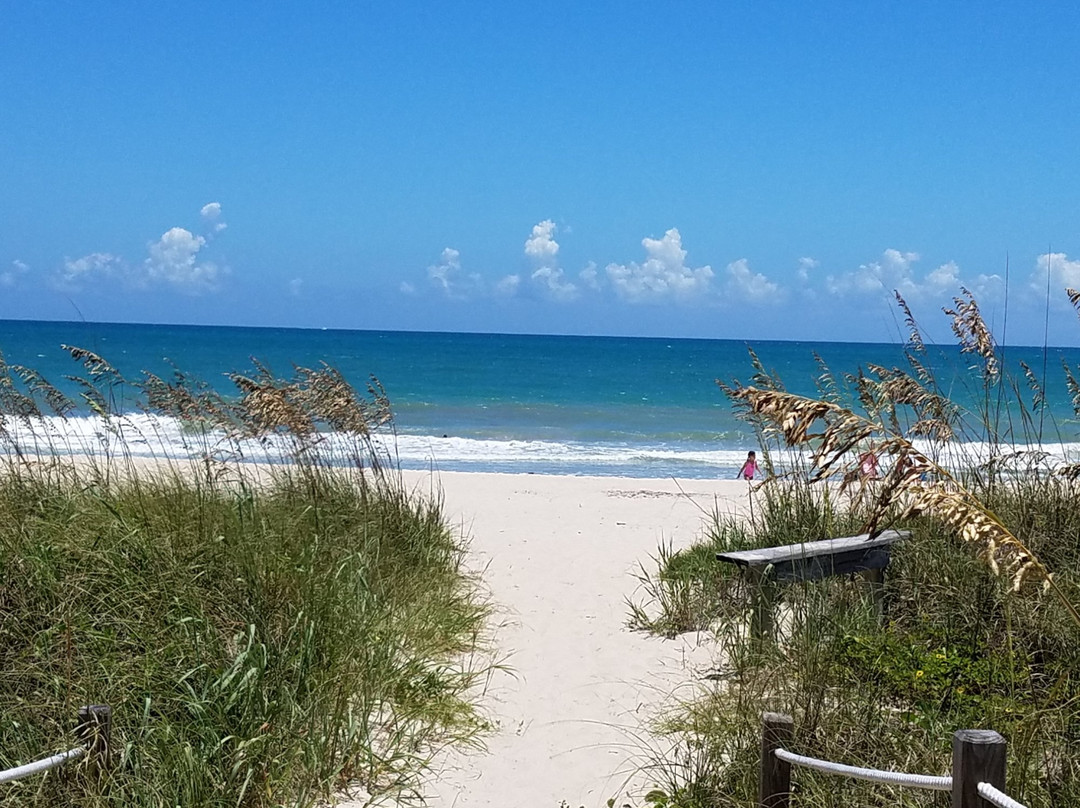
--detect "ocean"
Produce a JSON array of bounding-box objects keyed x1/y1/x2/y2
[{"x1": 1, "y1": 319, "x2": 1079, "y2": 479}]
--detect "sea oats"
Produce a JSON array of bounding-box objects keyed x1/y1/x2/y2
[
  {"x1": 943, "y1": 288, "x2": 998, "y2": 379},
  {"x1": 725, "y1": 384, "x2": 1075, "y2": 621}
]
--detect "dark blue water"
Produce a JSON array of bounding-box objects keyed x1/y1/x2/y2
[{"x1": 2, "y1": 319, "x2": 1079, "y2": 477}]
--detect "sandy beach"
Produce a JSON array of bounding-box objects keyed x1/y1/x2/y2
[{"x1": 340, "y1": 471, "x2": 756, "y2": 808}]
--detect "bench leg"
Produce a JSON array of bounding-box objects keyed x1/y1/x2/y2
[
  {"x1": 750, "y1": 568, "x2": 779, "y2": 642},
  {"x1": 859, "y1": 567, "x2": 885, "y2": 622}
]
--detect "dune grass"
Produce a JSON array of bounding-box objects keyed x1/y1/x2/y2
[
  {"x1": 630, "y1": 291, "x2": 1080, "y2": 807},
  {"x1": 0, "y1": 352, "x2": 491, "y2": 807}
]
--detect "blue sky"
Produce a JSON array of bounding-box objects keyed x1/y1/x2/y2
[{"x1": 3, "y1": 2, "x2": 1080, "y2": 345}]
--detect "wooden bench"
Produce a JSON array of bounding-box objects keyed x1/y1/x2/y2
[{"x1": 716, "y1": 529, "x2": 910, "y2": 639}]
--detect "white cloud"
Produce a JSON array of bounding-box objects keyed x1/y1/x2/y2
[
  {"x1": 604, "y1": 228, "x2": 714, "y2": 303},
  {"x1": 58, "y1": 252, "x2": 126, "y2": 288},
  {"x1": 1032, "y1": 252, "x2": 1080, "y2": 295},
  {"x1": 796, "y1": 256, "x2": 819, "y2": 282},
  {"x1": 725, "y1": 259, "x2": 780, "y2": 301},
  {"x1": 399, "y1": 280, "x2": 416, "y2": 295},
  {"x1": 579, "y1": 261, "x2": 601, "y2": 290},
  {"x1": 925, "y1": 260, "x2": 960, "y2": 292},
  {"x1": 288, "y1": 278, "x2": 303, "y2": 297},
  {"x1": 522, "y1": 219, "x2": 579, "y2": 301},
  {"x1": 970, "y1": 272, "x2": 1005, "y2": 304},
  {"x1": 1, "y1": 259, "x2": 29, "y2": 287},
  {"x1": 531, "y1": 266, "x2": 578, "y2": 301},
  {"x1": 524, "y1": 220, "x2": 559, "y2": 261},
  {"x1": 144, "y1": 227, "x2": 219, "y2": 291},
  {"x1": 427, "y1": 247, "x2": 482, "y2": 299},
  {"x1": 495, "y1": 274, "x2": 521, "y2": 297},
  {"x1": 827, "y1": 249, "x2": 923, "y2": 296},
  {"x1": 200, "y1": 202, "x2": 227, "y2": 233}
]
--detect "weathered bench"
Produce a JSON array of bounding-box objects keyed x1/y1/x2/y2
[{"x1": 716, "y1": 529, "x2": 910, "y2": 639}]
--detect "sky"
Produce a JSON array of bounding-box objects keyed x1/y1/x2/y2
[{"x1": 3, "y1": 2, "x2": 1080, "y2": 346}]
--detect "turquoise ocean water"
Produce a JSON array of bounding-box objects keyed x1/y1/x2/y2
[{"x1": 2, "y1": 319, "x2": 1079, "y2": 478}]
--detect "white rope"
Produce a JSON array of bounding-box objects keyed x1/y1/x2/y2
[
  {"x1": 0, "y1": 746, "x2": 86, "y2": 784},
  {"x1": 977, "y1": 782, "x2": 1028, "y2": 808},
  {"x1": 774, "y1": 747, "x2": 952, "y2": 791}
]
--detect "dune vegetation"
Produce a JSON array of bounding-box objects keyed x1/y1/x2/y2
[
  {"x1": 631, "y1": 290, "x2": 1080, "y2": 807},
  {"x1": 0, "y1": 351, "x2": 491, "y2": 807}
]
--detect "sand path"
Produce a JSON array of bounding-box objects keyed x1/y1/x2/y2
[{"x1": 366, "y1": 472, "x2": 749, "y2": 808}]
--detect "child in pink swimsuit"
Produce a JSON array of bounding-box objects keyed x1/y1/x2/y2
[{"x1": 739, "y1": 450, "x2": 759, "y2": 480}]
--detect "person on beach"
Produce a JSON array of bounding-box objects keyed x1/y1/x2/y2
[
  {"x1": 739, "y1": 450, "x2": 759, "y2": 480},
  {"x1": 858, "y1": 449, "x2": 880, "y2": 480}
]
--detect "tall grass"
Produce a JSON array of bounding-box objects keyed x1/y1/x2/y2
[
  {"x1": 630, "y1": 291, "x2": 1080, "y2": 807},
  {"x1": 0, "y1": 350, "x2": 491, "y2": 806}
]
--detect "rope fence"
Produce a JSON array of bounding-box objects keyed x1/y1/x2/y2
[
  {"x1": 0, "y1": 746, "x2": 86, "y2": 784},
  {"x1": 0, "y1": 705, "x2": 111, "y2": 786},
  {"x1": 772, "y1": 747, "x2": 951, "y2": 791},
  {"x1": 760, "y1": 712, "x2": 1029, "y2": 808},
  {"x1": 978, "y1": 781, "x2": 1029, "y2": 808}
]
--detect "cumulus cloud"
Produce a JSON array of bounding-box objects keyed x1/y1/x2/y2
[
  {"x1": 826, "y1": 249, "x2": 924, "y2": 296},
  {"x1": 144, "y1": 227, "x2": 220, "y2": 291},
  {"x1": 604, "y1": 228, "x2": 714, "y2": 303},
  {"x1": 725, "y1": 259, "x2": 781, "y2": 301},
  {"x1": 530, "y1": 266, "x2": 578, "y2": 302},
  {"x1": 796, "y1": 256, "x2": 819, "y2": 282},
  {"x1": 522, "y1": 219, "x2": 578, "y2": 301},
  {"x1": 495, "y1": 274, "x2": 521, "y2": 297},
  {"x1": 579, "y1": 261, "x2": 601, "y2": 290},
  {"x1": 1, "y1": 259, "x2": 29, "y2": 287},
  {"x1": 427, "y1": 247, "x2": 482, "y2": 299},
  {"x1": 524, "y1": 219, "x2": 559, "y2": 261},
  {"x1": 925, "y1": 260, "x2": 960, "y2": 293},
  {"x1": 1032, "y1": 252, "x2": 1080, "y2": 295},
  {"x1": 969, "y1": 272, "x2": 1006, "y2": 304},
  {"x1": 53, "y1": 204, "x2": 229, "y2": 293},
  {"x1": 58, "y1": 252, "x2": 127, "y2": 288},
  {"x1": 200, "y1": 202, "x2": 227, "y2": 233}
]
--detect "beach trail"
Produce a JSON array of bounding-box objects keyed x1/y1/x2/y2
[{"x1": 343, "y1": 472, "x2": 751, "y2": 808}]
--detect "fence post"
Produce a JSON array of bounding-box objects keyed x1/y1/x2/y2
[
  {"x1": 951, "y1": 729, "x2": 1005, "y2": 808},
  {"x1": 76, "y1": 705, "x2": 111, "y2": 772},
  {"x1": 760, "y1": 712, "x2": 793, "y2": 808}
]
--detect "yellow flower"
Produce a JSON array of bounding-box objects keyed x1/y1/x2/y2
[{"x1": 915, "y1": 670, "x2": 924, "y2": 678}]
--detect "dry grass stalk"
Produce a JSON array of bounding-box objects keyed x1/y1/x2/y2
[
  {"x1": 1062, "y1": 359, "x2": 1080, "y2": 418},
  {"x1": 943, "y1": 288, "x2": 998, "y2": 379},
  {"x1": 1018, "y1": 360, "x2": 1047, "y2": 414},
  {"x1": 894, "y1": 291, "x2": 925, "y2": 354},
  {"x1": 1068, "y1": 286, "x2": 1080, "y2": 315},
  {"x1": 62, "y1": 344, "x2": 126, "y2": 386}
]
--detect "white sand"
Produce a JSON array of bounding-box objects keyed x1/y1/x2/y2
[{"x1": 357, "y1": 472, "x2": 754, "y2": 808}]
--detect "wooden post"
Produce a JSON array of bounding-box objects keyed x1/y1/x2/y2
[
  {"x1": 76, "y1": 705, "x2": 111, "y2": 771},
  {"x1": 750, "y1": 567, "x2": 778, "y2": 641},
  {"x1": 951, "y1": 729, "x2": 1005, "y2": 808},
  {"x1": 860, "y1": 566, "x2": 885, "y2": 621},
  {"x1": 760, "y1": 712, "x2": 793, "y2": 808}
]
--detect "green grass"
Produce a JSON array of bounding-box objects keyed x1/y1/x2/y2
[
  {"x1": 631, "y1": 483, "x2": 1080, "y2": 807},
  {"x1": 0, "y1": 460, "x2": 491, "y2": 807},
  {"x1": 0, "y1": 352, "x2": 493, "y2": 807}
]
